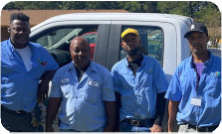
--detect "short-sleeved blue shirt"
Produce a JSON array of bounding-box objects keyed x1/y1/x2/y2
[
  {"x1": 165, "y1": 52, "x2": 221, "y2": 127},
  {"x1": 50, "y1": 61, "x2": 115, "y2": 131},
  {"x1": 111, "y1": 54, "x2": 168, "y2": 121},
  {"x1": 1, "y1": 39, "x2": 59, "y2": 112}
]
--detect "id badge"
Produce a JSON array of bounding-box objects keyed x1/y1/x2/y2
[{"x1": 191, "y1": 97, "x2": 202, "y2": 107}]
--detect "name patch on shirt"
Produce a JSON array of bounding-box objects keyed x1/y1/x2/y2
[
  {"x1": 61, "y1": 78, "x2": 70, "y2": 83},
  {"x1": 191, "y1": 98, "x2": 201, "y2": 107},
  {"x1": 88, "y1": 80, "x2": 99, "y2": 87}
]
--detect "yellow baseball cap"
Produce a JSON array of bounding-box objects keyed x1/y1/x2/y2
[{"x1": 121, "y1": 28, "x2": 140, "y2": 38}]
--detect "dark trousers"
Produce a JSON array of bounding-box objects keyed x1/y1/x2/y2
[
  {"x1": 1, "y1": 105, "x2": 44, "y2": 132},
  {"x1": 179, "y1": 124, "x2": 219, "y2": 132}
]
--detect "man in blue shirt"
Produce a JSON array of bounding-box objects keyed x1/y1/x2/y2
[
  {"x1": 165, "y1": 23, "x2": 221, "y2": 132},
  {"x1": 46, "y1": 37, "x2": 116, "y2": 132},
  {"x1": 1, "y1": 13, "x2": 59, "y2": 132},
  {"x1": 111, "y1": 28, "x2": 168, "y2": 132}
]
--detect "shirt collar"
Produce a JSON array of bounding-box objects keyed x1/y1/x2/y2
[
  {"x1": 189, "y1": 51, "x2": 213, "y2": 68},
  {"x1": 8, "y1": 38, "x2": 15, "y2": 52},
  {"x1": 123, "y1": 53, "x2": 146, "y2": 68},
  {"x1": 8, "y1": 38, "x2": 34, "y2": 53},
  {"x1": 68, "y1": 61, "x2": 97, "y2": 73},
  {"x1": 88, "y1": 61, "x2": 97, "y2": 73}
]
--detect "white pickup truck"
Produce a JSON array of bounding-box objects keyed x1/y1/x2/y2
[{"x1": 30, "y1": 13, "x2": 194, "y2": 131}]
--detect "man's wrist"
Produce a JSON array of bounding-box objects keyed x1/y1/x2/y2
[{"x1": 167, "y1": 130, "x2": 173, "y2": 134}]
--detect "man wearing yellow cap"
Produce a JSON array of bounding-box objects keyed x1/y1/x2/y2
[{"x1": 111, "y1": 28, "x2": 168, "y2": 132}]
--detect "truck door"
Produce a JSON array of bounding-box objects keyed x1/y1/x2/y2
[
  {"x1": 105, "y1": 21, "x2": 178, "y2": 132},
  {"x1": 30, "y1": 22, "x2": 112, "y2": 132}
]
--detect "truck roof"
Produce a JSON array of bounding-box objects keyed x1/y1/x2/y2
[{"x1": 32, "y1": 13, "x2": 193, "y2": 30}]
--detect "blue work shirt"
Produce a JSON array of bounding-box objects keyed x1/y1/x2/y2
[
  {"x1": 111, "y1": 54, "x2": 168, "y2": 121},
  {"x1": 50, "y1": 61, "x2": 115, "y2": 131},
  {"x1": 165, "y1": 52, "x2": 221, "y2": 127},
  {"x1": 1, "y1": 39, "x2": 59, "y2": 112}
]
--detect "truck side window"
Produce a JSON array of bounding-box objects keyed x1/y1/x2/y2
[
  {"x1": 120, "y1": 26, "x2": 164, "y2": 66},
  {"x1": 30, "y1": 26, "x2": 98, "y2": 64}
]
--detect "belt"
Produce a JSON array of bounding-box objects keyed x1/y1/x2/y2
[
  {"x1": 121, "y1": 118, "x2": 154, "y2": 127},
  {"x1": 1, "y1": 105, "x2": 27, "y2": 114},
  {"x1": 182, "y1": 123, "x2": 219, "y2": 132}
]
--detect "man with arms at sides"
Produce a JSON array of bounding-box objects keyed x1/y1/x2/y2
[
  {"x1": 1, "y1": 12, "x2": 59, "y2": 132},
  {"x1": 111, "y1": 28, "x2": 168, "y2": 132},
  {"x1": 46, "y1": 37, "x2": 116, "y2": 132},
  {"x1": 165, "y1": 23, "x2": 221, "y2": 132}
]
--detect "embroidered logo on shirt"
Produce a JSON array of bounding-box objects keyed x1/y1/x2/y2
[
  {"x1": 38, "y1": 58, "x2": 47, "y2": 66},
  {"x1": 215, "y1": 71, "x2": 221, "y2": 77},
  {"x1": 148, "y1": 69, "x2": 153, "y2": 73},
  {"x1": 210, "y1": 71, "x2": 221, "y2": 78},
  {"x1": 61, "y1": 78, "x2": 70, "y2": 83},
  {"x1": 88, "y1": 80, "x2": 99, "y2": 87}
]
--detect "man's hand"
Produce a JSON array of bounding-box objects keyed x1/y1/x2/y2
[
  {"x1": 38, "y1": 70, "x2": 57, "y2": 103},
  {"x1": 150, "y1": 124, "x2": 162, "y2": 132},
  {"x1": 37, "y1": 80, "x2": 49, "y2": 103},
  {"x1": 45, "y1": 125, "x2": 54, "y2": 132},
  {"x1": 104, "y1": 101, "x2": 116, "y2": 132}
]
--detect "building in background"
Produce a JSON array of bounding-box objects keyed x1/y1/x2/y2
[{"x1": 1, "y1": 9, "x2": 128, "y2": 41}]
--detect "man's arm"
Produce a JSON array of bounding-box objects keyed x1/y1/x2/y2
[
  {"x1": 168, "y1": 100, "x2": 179, "y2": 132},
  {"x1": 115, "y1": 92, "x2": 121, "y2": 131},
  {"x1": 150, "y1": 91, "x2": 166, "y2": 132},
  {"x1": 38, "y1": 70, "x2": 57, "y2": 102},
  {"x1": 154, "y1": 92, "x2": 166, "y2": 125},
  {"x1": 103, "y1": 101, "x2": 116, "y2": 132},
  {"x1": 45, "y1": 97, "x2": 62, "y2": 132}
]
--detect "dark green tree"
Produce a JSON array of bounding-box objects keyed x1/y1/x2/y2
[
  {"x1": 144, "y1": 1, "x2": 159, "y2": 13},
  {"x1": 2, "y1": 1, "x2": 15, "y2": 10},
  {"x1": 195, "y1": 5, "x2": 221, "y2": 48},
  {"x1": 59, "y1": 1, "x2": 86, "y2": 9}
]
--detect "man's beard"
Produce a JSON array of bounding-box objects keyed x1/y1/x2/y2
[
  {"x1": 124, "y1": 47, "x2": 140, "y2": 56},
  {"x1": 191, "y1": 43, "x2": 204, "y2": 55}
]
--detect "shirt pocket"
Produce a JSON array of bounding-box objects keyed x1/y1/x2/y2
[
  {"x1": 1, "y1": 56, "x2": 19, "y2": 75},
  {"x1": 31, "y1": 64, "x2": 45, "y2": 80},
  {"x1": 141, "y1": 72, "x2": 153, "y2": 86},
  {"x1": 179, "y1": 75, "x2": 188, "y2": 90},
  {"x1": 60, "y1": 84, "x2": 72, "y2": 98},
  {"x1": 205, "y1": 75, "x2": 221, "y2": 96},
  {"x1": 206, "y1": 75, "x2": 221, "y2": 88},
  {"x1": 84, "y1": 80, "x2": 101, "y2": 104}
]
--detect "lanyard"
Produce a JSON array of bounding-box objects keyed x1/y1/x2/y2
[
  {"x1": 194, "y1": 64, "x2": 200, "y2": 91},
  {"x1": 194, "y1": 65, "x2": 200, "y2": 91}
]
